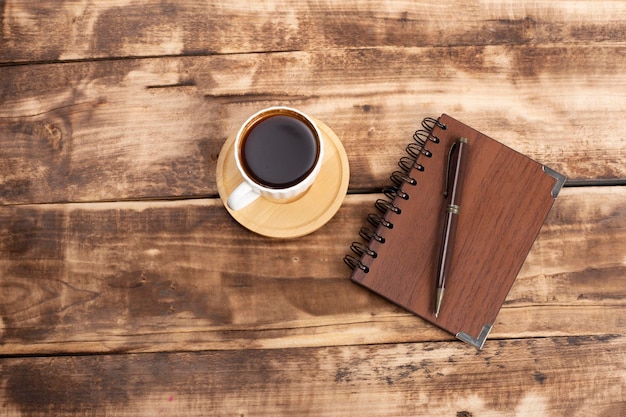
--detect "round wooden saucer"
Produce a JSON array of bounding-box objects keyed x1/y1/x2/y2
[{"x1": 216, "y1": 118, "x2": 350, "y2": 238}]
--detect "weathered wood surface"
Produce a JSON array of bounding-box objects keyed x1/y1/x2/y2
[
  {"x1": 1, "y1": 0, "x2": 626, "y2": 416},
  {"x1": 0, "y1": 187, "x2": 624, "y2": 356},
  {"x1": 2, "y1": 335, "x2": 625, "y2": 416},
  {"x1": 2, "y1": 0, "x2": 626, "y2": 63},
  {"x1": 2, "y1": 47, "x2": 625, "y2": 204}
]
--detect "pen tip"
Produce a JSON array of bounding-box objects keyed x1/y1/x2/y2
[{"x1": 435, "y1": 288, "x2": 444, "y2": 318}]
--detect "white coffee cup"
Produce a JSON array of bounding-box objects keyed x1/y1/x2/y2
[{"x1": 226, "y1": 107, "x2": 324, "y2": 211}]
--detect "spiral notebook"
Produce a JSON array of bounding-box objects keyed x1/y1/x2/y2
[{"x1": 345, "y1": 114, "x2": 566, "y2": 349}]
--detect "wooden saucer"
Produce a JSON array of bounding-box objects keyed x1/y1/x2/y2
[{"x1": 216, "y1": 118, "x2": 350, "y2": 238}]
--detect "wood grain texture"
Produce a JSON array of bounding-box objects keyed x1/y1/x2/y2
[
  {"x1": 0, "y1": 187, "x2": 623, "y2": 356},
  {"x1": 2, "y1": 1, "x2": 625, "y2": 415},
  {"x1": 1, "y1": 46, "x2": 626, "y2": 204},
  {"x1": 2, "y1": 0, "x2": 626, "y2": 63},
  {"x1": 1, "y1": 336, "x2": 624, "y2": 416}
]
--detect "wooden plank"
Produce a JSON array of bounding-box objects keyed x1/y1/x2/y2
[
  {"x1": 0, "y1": 187, "x2": 624, "y2": 355},
  {"x1": 2, "y1": 0, "x2": 626, "y2": 63},
  {"x1": 2, "y1": 46, "x2": 626, "y2": 204},
  {"x1": 1, "y1": 335, "x2": 624, "y2": 416}
]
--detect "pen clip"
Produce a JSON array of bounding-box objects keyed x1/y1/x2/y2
[{"x1": 444, "y1": 137, "x2": 468, "y2": 198}]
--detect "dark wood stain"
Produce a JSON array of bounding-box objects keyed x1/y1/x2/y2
[
  {"x1": 533, "y1": 371, "x2": 548, "y2": 384},
  {"x1": 3, "y1": 348, "x2": 317, "y2": 414},
  {"x1": 6, "y1": 359, "x2": 129, "y2": 413},
  {"x1": 91, "y1": 3, "x2": 182, "y2": 57},
  {"x1": 1, "y1": 114, "x2": 73, "y2": 203}
]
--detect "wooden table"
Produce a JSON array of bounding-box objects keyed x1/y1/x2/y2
[{"x1": 1, "y1": 1, "x2": 625, "y2": 415}]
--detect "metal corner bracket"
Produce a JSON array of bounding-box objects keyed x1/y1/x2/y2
[
  {"x1": 456, "y1": 324, "x2": 493, "y2": 350},
  {"x1": 542, "y1": 166, "x2": 567, "y2": 198}
]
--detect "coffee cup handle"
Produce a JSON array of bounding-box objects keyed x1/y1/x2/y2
[{"x1": 227, "y1": 181, "x2": 260, "y2": 211}]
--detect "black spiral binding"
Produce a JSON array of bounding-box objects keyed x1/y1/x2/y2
[{"x1": 344, "y1": 117, "x2": 446, "y2": 273}]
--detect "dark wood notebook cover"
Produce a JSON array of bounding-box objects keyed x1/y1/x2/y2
[{"x1": 350, "y1": 114, "x2": 565, "y2": 348}]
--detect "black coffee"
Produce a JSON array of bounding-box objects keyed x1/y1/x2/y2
[{"x1": 241, "y1": 114, "x2": 319, "y2": 189}]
